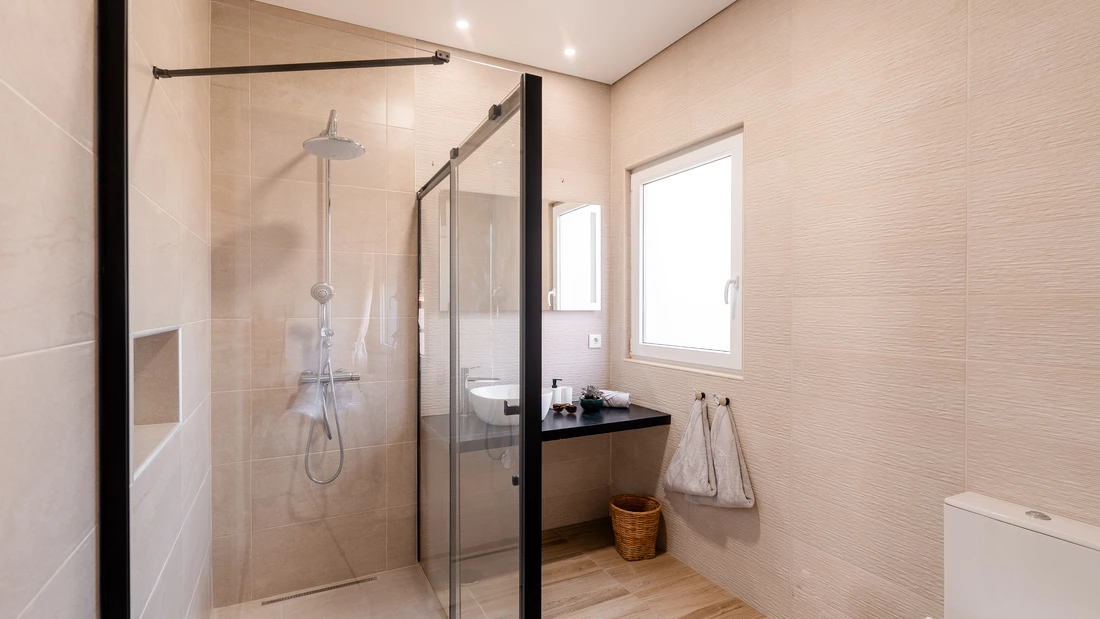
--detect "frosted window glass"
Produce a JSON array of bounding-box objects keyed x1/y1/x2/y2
[{"x1": 641, "y1": 156, "x2": 731, "y2": 352}]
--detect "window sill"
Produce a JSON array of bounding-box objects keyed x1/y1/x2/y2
[{"x1": 621, "y1": 356, "x2": 744, "y2": 380}]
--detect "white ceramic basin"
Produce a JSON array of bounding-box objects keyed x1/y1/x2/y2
[{"x1": 468, "y1": 384, "x2": 553, "y2": 426}]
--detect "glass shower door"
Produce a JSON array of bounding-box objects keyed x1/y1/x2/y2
[
  {"x1": 419, "y1": 75, "x2": 541, "y2": 618},
  {"x1": 451, "y1": 96, "x2": 523, "y2": 618}
]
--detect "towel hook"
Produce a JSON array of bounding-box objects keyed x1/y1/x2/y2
[
  {"x1": 694, "y1": 391, "x2": 706, "y2": 401},
  {"x1": 713, "y1": 394, "x2": 730, "y2": 406}
]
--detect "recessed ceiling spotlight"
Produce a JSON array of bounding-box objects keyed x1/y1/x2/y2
[
  {"x1": 456, "y1": 19, "x2": 469, "y2": 30},
  {"x1": 564, "y1": 48, "x2": 576, "y2": 57}
]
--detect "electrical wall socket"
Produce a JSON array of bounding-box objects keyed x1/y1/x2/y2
[{"x1": 588, "y1": 334, "x2": 602, "y2": 349}]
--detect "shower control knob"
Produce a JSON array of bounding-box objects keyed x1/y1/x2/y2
[{"x1": 324, "y1": 328, "x2": 335, "y2": 337}]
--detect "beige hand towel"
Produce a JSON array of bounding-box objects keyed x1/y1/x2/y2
[{"x1": 686, "y1": 398, "x2": 754, "y2": 508}]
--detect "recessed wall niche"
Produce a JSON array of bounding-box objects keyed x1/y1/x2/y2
[{"x1": 132, "y1": 329, "x2": 181, "y2": 475}]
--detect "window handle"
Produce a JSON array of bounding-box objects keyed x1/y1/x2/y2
[
  {"x1": 724, "y1": 277, "x2": 741, "y2": 319},
  {"x1": 547, "y1": 289, "x2": 555, "y2": 308},
  {"x1": 724, "y1": 277, "x2": 740, "y2": 305}
]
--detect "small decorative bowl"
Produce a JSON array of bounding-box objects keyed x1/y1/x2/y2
[{"x1": 579, "y1": 398, "x2": 604, "y2": 413}]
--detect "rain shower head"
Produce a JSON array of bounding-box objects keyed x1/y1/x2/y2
[
  {"x1": 303, "y1": 109, "x2": 365, "y2": 160},
  {"x1": 303, "y1": 135, "x2": 365, "y2": 160}
]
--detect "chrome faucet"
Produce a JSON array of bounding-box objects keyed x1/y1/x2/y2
[{"x1": 460, "y1": 366, "x2": 499, "y2": 417}]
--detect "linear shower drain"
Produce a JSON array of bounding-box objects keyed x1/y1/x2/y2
[{"x1": 260, "y1": 576, "x2": 378, "y2": 605}]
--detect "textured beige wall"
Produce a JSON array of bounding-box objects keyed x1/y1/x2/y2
[
  {"x1": 608, "y1": 1, "x2": 1100, "y2": 618},
  {"x1": 0, "y1": 1, "x2": 97, "y2": 617},
  {"x1": 128, "y1": 0, "x2": 215, "y2": 615},
  {"x1": 208, "y1": 1, "x2": 613, "y2": 605}
]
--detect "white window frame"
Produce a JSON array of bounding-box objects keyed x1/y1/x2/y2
[{"x1": 629, "y1": 130, "x2": 744, "y2": 373}]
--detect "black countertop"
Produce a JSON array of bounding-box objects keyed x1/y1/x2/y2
[{"x1": 421, "y1": 403, "x2": 671, "y2": 453}]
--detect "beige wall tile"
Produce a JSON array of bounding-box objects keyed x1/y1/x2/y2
[
  {"x1": 182, "y1": 230, "x2": 212, "y2": 323},
  {"x1": 386, "y1": 56, "x2": 415, "y2": 129},
  {"x1": 211, "y1": 173, "x2": 251, "y2": 247},
  {"x1": 386, "y1": 191, "x2": 417, "y2": 256},
  {"x1": 182, "y1": 143, "x2": 212, "y2": 241},
  {"x1": 969, "y1": 0, "x2": 1100, "y2": 98},
  {"x1": 386, "y1": 504, "x2": 416, "y2": 570},
  {"x1": 791, "y1": 539, "x2": 937, "y2": 619},
  {"x1": 0, "y1": 0, "x2": 95, "y2": 149},
  {"x1": 791, "y1": 295, "x2": 966, "y2": 358},
  {"x1": 129, "y1": 42, "x2": 184, "y2": 221},
  {"x1": 212, "y1": 533, "x2": 251, "y2": 607},
  {"x1": 212, "y1": 462, "x2": 251, "y2": 537},
  {"x1": 0, "y1": 344, "x2": 96, "y2": 617},
  {"x1": 181, "y1": 397, "x2": 213, "y2": 508},
  {"x1": 386, "y1": 441, "x2": 417, "y2": 507},
  {"x1": 131, "y1": 0, "x2": 183, "y2": 113},
  {"x1": 211, "y1": 23, "x2": 250, "y2": 102},
  {"x1": 181, "y1": 471, "x2": 213, "y2": 607},
  {"x1": 386, "y1": 126, "x2": 415, "y2": 191},
  {"x1": 792, "y1": 347, "x2": 964, "y2": 421},
  {"x1": 17, "y1": 529, "x2": 97, "y2": 619},
  {"x1": 212, "y1": 97, "x2": 250, "y2": 175},
  {"x1": 969, "y1": 215, "x2": 1100, "y2": 296},
  {"x1": 543, "y1": 455, "x2": 611, "y2": 498},
  {"x1": 792, "y1": 233, "x2": 965, "y2": 297},
  {"x1": 129, "y1": 187, "x2": 183, "y2": 333},
  {"x1": 212, "y1": 391, "x2": 252, "y2": 465},
  {"x1": 248, "y1": 10, "x2": 386, "y2": 58},
  {"x1": 790, "y1": 492, "x2": 942, "y2": 604},
  {"x1": 251, "y1": 446, "x2": 386, "y2": 530},
  {"x1": 967, "y1": 420, "x2": 1100, "y2": 528},
  {"x1": 212, "y1": 247, "x2": 252, "y2": 319},
  {"x1": 385, "y1": 380, "x2": 416, "y2": 444},
  {"x1": 139, "y1": 535, "x2": 186, "y2": 619},
  {"x1": 131, "y1": 432, "x2": 184, "y2": 615},
  {"x1": 332, "y1": 186, "x2": 388, "y2": 253},
  {"x1": 250, "y1": 510, "x2": 387, "y2": 599},
  {"x1": 967, "y1": 296, "x2": 1100, "y2": 370},
  {"x1": 334, "y1": 381, "x2": 389, "y2": 449},
  {"x1": 181, "y1": 320, "x2": 212, "y2": 416},
  {"x1": 248, "y1": 34, "x2": 386, "y2": 126},
  {"x1": 211, "y1": 1, "x2": 249, "y2": 32},
  {"x1": 0, "y1": 86, "x2": 95, "y2": 357}
]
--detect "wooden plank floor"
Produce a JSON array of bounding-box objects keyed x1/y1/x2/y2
[{"x1": 463, "y1": 519, "x2": 767, "y2": 619}]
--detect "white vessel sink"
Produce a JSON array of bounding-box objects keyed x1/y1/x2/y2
[{"x1": 468, "y1": 384, "x2": 553, "y2": 426}]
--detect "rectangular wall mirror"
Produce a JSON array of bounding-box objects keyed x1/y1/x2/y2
[{"x1": 543, "y1": 201, "x2": 602, "y2": 310}]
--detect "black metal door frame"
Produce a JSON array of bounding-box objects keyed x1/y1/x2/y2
[{"x1": 98, "y1": 0, "x2": 541, "y2": 610}]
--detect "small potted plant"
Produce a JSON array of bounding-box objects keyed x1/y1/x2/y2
[{"x1": 579, "y1": 385, "x2": 604, "y2": 413}]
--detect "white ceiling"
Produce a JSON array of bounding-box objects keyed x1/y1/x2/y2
[{"x1": 264, "y1": 0, "x2": 735, "y2": 84}]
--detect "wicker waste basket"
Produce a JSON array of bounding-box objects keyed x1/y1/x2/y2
[{"x1": 609, "y1": 494, "x2": 662, "y2": 561}]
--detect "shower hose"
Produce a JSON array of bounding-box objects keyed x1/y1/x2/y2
[{"x1": 304, "y1": 300, "x2": 345, "y2": 484}]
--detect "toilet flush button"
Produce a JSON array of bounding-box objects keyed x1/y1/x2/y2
[{"x1": 1025, "y1": 510, "x2": 1052, "y2": 521}]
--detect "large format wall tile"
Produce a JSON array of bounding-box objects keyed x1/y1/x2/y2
[
  {"x1": 0, "y1": 344, "x2": 96, "y2": 617},
  {"x1": 0, "y1": 85, "x2": 95, "y2": 357},
  {"x1": 250, "y1": 510, "x2": 388, "y2": 599}
]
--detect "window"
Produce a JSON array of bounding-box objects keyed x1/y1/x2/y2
[{"x1": 630, "y1": 131, "x2": 743, "y2": 373}]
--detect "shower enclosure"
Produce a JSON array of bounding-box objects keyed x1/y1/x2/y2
[
  {"x1": 417, "y1": 79, "x2": 543, "y2": 617},
  {"x1": 100, "y1": 3, "x2": 541, "y2": 616}
]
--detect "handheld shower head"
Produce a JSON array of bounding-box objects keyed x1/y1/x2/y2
[{"x1": 303, "y1": 109, "x2": 365, "y2": 160}]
